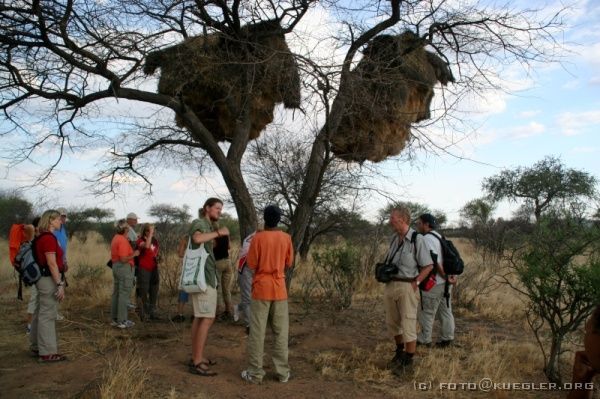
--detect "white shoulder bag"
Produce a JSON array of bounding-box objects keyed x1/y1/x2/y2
[{"x1": 179, "y1": 237, "x2": 209, "y2": 293}]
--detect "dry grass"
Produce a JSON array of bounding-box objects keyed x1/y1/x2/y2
[
  {"x1": 99, "y1": 341, "x2": 149, "y2": 399},
  {"x1": 1, "y1": 233, "x2": 595, "y2": 398}
]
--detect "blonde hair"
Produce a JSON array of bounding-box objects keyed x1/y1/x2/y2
[
  {"x1": 38, "y1": 209, "x2": 60, "y2": 232},
  {"x1": 115, "y1": 219, "x2": 129, "y2": 235},
  {"x1": 390, "y1": 206, "x2": 411, "y2": 224}
]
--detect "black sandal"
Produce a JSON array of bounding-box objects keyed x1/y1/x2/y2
[
  {"x1": 188, "y1": 358, "x2": 217, "y2": 367},
  {"x1": 188, "y1": 362, "x2": 217, "y2": 377}
]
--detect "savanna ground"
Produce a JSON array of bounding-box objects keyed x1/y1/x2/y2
[{"x1": 0, "y1": 233, "x2": 597, "y2": 399}]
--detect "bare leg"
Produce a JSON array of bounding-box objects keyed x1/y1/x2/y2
[{"x1": 192, "y1": 317, "x2": 215, "y2": 365}]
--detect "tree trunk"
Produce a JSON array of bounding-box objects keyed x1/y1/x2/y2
[
  {"x1": 220, "y1": 163, "x2": 257, "y2": 242},
  {"x1": 544, "y1": 335, "x2": 563, "y2": 384}
]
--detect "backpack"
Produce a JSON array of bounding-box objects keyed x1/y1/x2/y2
[
  {"x1": 13, "y1": 239, "x2": 43, "y2": 287},
  {"x1": 8, "y1": 223, "x2": 26, "y2": 265},
  {"x1": 426, "y1": 232, "x2": 464, "y2": 276}
]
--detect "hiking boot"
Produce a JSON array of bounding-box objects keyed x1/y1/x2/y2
[
  {"x1": 241, "y1": 370, "x2": 262, "y2": 384},
  {"x1": 26, "y1": 324, "x2": 31, "y2": 335},
  {"x1": 388, "y1": 349, "x2": 404, "y2": 368},
  {"x1": 435, "y1": 340, "x2": 453, "y2": 348},
  {"x1": 417, "y1": 341, "x2": 432, "y2": 348},
  {"x1": 110, "y1": 319, "x2": 119, "y2": 327},
  {"x1": 278, "y1": 371, "x2": 291, "y2": 383},
  {"x1": 391, "y1": 352, "x2": 414, "y2": 376},
  {"x1": 171, "y1": 314, "x2": 185, "y2": 323}
]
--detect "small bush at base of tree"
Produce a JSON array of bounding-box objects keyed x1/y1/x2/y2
[{"x1": 503, "y1": 212, "x2": 600, "y2": 383}]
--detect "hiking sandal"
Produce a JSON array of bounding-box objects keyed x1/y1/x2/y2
[
  {"x1": 187, "y1": 358, "x2": 217, "y2": 367},
  {"x1": 188, "y1": 362, "x2": 217, "y2": 377},
  {"x1": 39, "y1": 354, "x2": 67, "y2": 362}
]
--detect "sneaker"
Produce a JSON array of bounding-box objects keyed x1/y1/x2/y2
[
  {"x1": 233, "y1": 304, "x2": 240, "y2": 322},
  {"x1": 171, "y1": 314, "x2": 185, "y2": 323},
  {"x1": 115, "y1": 320, "x2": 135, "y2": 329},
  {"x1": 56, "y1": 313, "x2": 65, "y2": 321},
  {"x1": 417, "y1": 341, "x2": 432, "y2": 348},
  {"x1": 279, "y1": 371, "x2": 291, "y2": 383},
  {"x1": 127, "y1": 303, "x2": 136, "y2": 310},
  {"x1": 26, "y1": 324, "x2": 31, "y2": 335},
  {"x1": 241, "y1": 370, "x2": 261, "y2": 385},
  {"x1": 110, "y1": 320, "x2": 119, "y2": 327}
]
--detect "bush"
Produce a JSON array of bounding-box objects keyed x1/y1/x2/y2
[
  {"x1": 503, "y1": 213, "x2": 600, "y2": 383},
  {"x1": 311, "y1": 243, "x2": 361, "y2": 310}
]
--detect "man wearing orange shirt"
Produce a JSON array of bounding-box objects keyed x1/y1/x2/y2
[{"x1": 241, "y1": 205, "x2": 294, "y2": 384}]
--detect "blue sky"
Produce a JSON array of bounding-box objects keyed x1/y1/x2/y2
[{"x1": 1, "y1": 0, "x2": 599, "y2": 226}]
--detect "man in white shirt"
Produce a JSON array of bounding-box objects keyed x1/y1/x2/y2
[{"x1": 416, "y1": 213, "x2": 456, "y2": 348}]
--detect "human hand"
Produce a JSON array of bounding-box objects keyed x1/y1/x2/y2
[
  {"x1": 448, "y1": 275, "x2": 457, "y2": 285},
  {"x1": 133, "y1": 250, "x2": 140, "y2": 257},
  {"x1": 218, "y1": 227, "x2": 230, "y2": 236},
  {"x1": 55, "y1": 285, "x2": 65, "y2": 301}
]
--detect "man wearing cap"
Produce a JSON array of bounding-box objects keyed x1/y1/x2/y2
[
  {"x1": 415, "y1": 213, "x2": 456, "y2": 348},
  {"x1": 241, "y1": 205, "x2": 294, "y2": 384},
  {"x1": 126, "y1": 212, "x2": 139, "y2": 248}
]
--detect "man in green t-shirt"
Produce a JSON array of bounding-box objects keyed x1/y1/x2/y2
[{"x1": 187, "y1": 198, "x2": 229, "y2": 377}]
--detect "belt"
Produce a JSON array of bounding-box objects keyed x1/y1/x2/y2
[{"x1": 390, "y1": 277, "x2": 415, "y2": 283}]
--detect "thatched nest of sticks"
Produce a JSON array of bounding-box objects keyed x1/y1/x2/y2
[
  {"x1": 331, "y1": 31, "x2": 455, "y2": 163},
  {"x1": 144, "y1": 21, "x2": 301, "y2": 142}
]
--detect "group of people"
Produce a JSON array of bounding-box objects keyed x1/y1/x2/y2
[
  {"x1": 180, "y1": 198, "x2": 293, "y2": 383},
  {"x1": 8, "y1": 209, "x2": 69, "y2": 362},
  {"x1": 109, "y1": 213, "x2": 161, "y2": 328},
  {"x1": 9, "y1": 201, "x2": 599, "y2": 396},
  {"x1": 382, "y1": 206, "x2": 456, "y2": 374}
]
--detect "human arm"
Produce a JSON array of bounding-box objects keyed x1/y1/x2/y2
[
  {"x1": 191, "y1": 219, "x2": 229, "y2": 244},
  {"x1": 44, "y1": 252, "x2": 65, "y2": 301},
  {"x1": 285, "y1": 236, "x2": 294, "y2": 269},
  {"x1": 411, "y1": 264, "x2": 434, "y2": 291}
]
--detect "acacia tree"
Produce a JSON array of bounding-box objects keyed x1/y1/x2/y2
[
  {"x1": 1, "y1": 0, "x2": 565, "y2": 255},
  {"x1": 460, "y1": 197, "x2": 495, "y2": 227},
  {"x1": 483, "y1": 156, "x2": 597, "y2": 223}
]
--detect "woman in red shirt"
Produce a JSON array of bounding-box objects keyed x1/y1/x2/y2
[
  {"x1": 29, "y1": 209, "x2": 66, "y2": 362},
  {"x1": 136, "y1": 224, "x2": 160, "y2": 321},
  {"x1": 110, "y1": 219, "x2": 140, "y2": 329}
]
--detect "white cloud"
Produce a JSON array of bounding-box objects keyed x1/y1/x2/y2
[
  {"x1": 508, "y1": 121, "x2": 546, "y2": 139},
  {"x1": 518, "y1": 110, "x2": 542, "y2": 118},
  {"x1": 556, "y1": 110, "x2": 600, "y2": 136},
  {"x1": 589, "y1": 76, "x2": 600, "y2": 85}
]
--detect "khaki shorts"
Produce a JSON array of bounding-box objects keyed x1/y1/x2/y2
[
  {"x1": 190, "y1": 286, "x2": 217, "y2": 318},
  {"x1": 383, "y1": 281, "x2": 420, "y2": 342}
]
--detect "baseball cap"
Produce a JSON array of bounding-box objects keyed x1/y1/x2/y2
[
  {"x1": 57, "y1": 207, "x2": 67, "y2": 216},
  {"x1": 126, "y1": 212, "x2": 138, "y2": 220}
]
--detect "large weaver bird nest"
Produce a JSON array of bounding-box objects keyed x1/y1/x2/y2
[
  {"x1": 144, "y1": 21, "x2": 301, "y2": 142},
  {"x1": 331, "y1": 31, "x2": 455, "y2": 163}
]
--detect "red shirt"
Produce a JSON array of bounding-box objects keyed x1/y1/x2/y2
[
  {"x1": 111, "y1": 234, "x2": 134, "y2": 266},
  {"x1": 34, "y1": 232, "x2": 65, "y2": 272},
  {"x1": 246, "y1": 230, "x2": 294, "y2": 301},
  {"x1": 136, "y1": 236, "x2": 159, "y2": 271}
]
